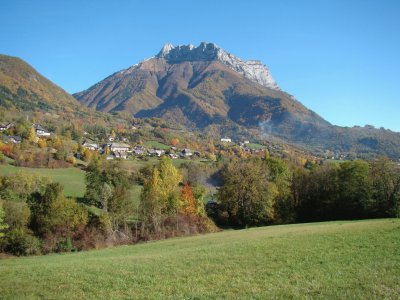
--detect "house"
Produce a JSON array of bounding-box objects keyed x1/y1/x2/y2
[
  {"x1": 181, "y1": 148, "x2": 193, "y2": 157},
  {"x1": 221, "y1": 137, "x2": 231, "y2": 143},
  {"x1": 169, "y1": 153, "x2": 179, "y2": 159},
  {"x1": 149, "y1": 149, "x2": 165, "y2": 157},
  {"x1": 3, "y1": 135, "x2": 22, "y2": 144},
  {"x1": 32, "y1": 124, "x2": 51, "y2": 137},
  {"x1": 82, "y1": 139, "x2": 98, "y2": 151},
  {"x1": 110, "y1": 143, "x2": 131, "y2": 153},
  {"x1": 133, "y1": 146, "x2": 146, "y2": 155},
  {"x1": 0, "y1": 123, "x2": 13, "y2": 131},
  {"x1": 99, "y1": 143, "x2": 111, "y2": 154},
  {"x1": 114, "y1": 152, "x2": 128, "y2": 159}
]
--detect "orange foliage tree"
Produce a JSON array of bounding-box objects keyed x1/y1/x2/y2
[
  {"x1": 0, "y1": 143, "x2": 13, "y2": 156},
  {"x1": 170, "y1": 138, "x2": 179, "y2": 147},
  {"x1": 180, "y1": 182, "x2": 197, "y2": 215}
]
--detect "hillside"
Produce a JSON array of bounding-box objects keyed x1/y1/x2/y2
[
  {"x1": 0, "y1": 54, "x2": 83, "y2": 113},
  {"x1": 0, "y1": 54, "x2": 138, "y2": 145},
  {"x1": 1, "y1": 219, "x2": 399, "y2": 299},
  {"x1": 74, "y1": 43, "x2": 400, "y2": 158}
]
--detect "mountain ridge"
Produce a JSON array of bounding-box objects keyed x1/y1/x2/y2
[{"x1": 73, "y1": 42, "x2": 400, "y2": 158}]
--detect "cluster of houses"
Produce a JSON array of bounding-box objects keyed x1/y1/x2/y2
[
  {"x1": 1, "y1": 123, "x2": 51, "y2": 145},
  {"x1": 81, "y1": 138, "x2": 198, "y2": 160},
  {"x1": 220, "y1": 137, "x2": 267, "y2": 154}
]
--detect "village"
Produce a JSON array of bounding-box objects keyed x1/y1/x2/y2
[{"x1": 0, "y1": 122, "x2": 275, "y2": 163}]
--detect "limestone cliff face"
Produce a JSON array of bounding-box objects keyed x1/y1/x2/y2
[{"x1": 156, "y1": 42, "x2": 280, "y2": 90}]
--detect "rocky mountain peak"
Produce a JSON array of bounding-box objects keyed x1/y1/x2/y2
[{"x1": 155, "y1": 42, "x2": 280, "y2": 90}]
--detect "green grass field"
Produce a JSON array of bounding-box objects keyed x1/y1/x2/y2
[
  {"x1": 245, "y1": 143, "x2": 265, "y2": 150},
  {"x1": 144, "y1": 140, "x2": 171, "y2": 150},
  {"x1": 1, "y1": 219, "x2": 399, "y2": 299},
  {"x1": 0, "y1": 164, "x2": 86, "y2": 198}
]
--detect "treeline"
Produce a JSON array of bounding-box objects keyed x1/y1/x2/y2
[
  {"x1": 1, "y1": 154, "x2": 399, "y2": 256},
  {"x1": 209, "y1": 155, "x2": 400, "y2": 227},
  {"x1": 0, "y1": 157, "x2": 216, "y2": 256}
]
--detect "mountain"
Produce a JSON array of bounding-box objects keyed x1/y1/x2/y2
[
  {"x1": 74, "y1": 43, "x2": 400, "y2": 158},
  {"x1": 0, "y1": 54, "x2": 82, "y2": 113}
]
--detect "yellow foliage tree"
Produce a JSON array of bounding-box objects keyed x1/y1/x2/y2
[
  {"x1": 27, "y1": 127, "x2": 36, "y2": 143},
  {"x1": 37, "y1": 138, "x2": 47, "y2": 148}
]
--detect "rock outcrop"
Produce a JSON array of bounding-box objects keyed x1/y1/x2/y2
[{"x1": 156, "y1": 42, "x2": 280, "y2": 90}]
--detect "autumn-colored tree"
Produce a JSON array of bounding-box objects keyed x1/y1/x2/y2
[
  {"x1": 67, "y1": 156, "x2": 76, "y2": 165},
  {"x1": 82, "y1": 148, "x2": 93, "y2": 162},
  {"x1": 37, "y1": 138, "x2": 47, "y2": 148},
  {"x1": 0, "y1": 142, "x2": 13, "y2": 156},
  {"x1": 140, "y1": 157, "x2": 182, "y2": 229},
  {"x1": 180, "y1": 183, "x2": 197, "y2": 215},
  {"x1": 207, "y1": 141, "x2": 216, "y2": 153},
  {"x1": 27, "y1": 127, "x2": 36, "y2": 143},
  {"x1": 217, "y1": 158, "x2": 278, "y2": 227},
  {"x1": 170, "y1": 138, "x2": 180, "y2": 147}
]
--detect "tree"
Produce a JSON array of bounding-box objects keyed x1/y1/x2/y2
[
  {"x1": 140, "y1": 157, "x2": 182, "y2": 230},
  {"x1": 84, "y1": 158, "x2": 104, "y2": 207},
  {"x1": 100, "y1": 182, "x2": 113, "y2": 212},
  {"x1": 264, "y1": 157, "x2": 294, "y2": 223},
  {"x1": 28, "y1": 182, "x2": 88, "y2": 251},
  {"x1": 108, "y1": 186, "x2": 134, "y2": 231},
  {"x1": 49, "y1": 197, "x2": 88, "y2": 238},
  {"x1": 338, "y1": 161, "x2": 372, "y2": 219},
  {"x1": 296, "y1": 163, "x2": 341, "y2": 221},
  {"x1": 27, "y1": 127, "x2": 36, "y2": 143},
  {"x1": 155, "y1": 157, "x2": 182, "y2": 214},
  {"x1": 37, "y1": 138, "x2": 47, "y2": 148},
  {"x1": 370, "y1": 157, "x2": 400, "y2": 217},
  {"x1": 28, "y1": 182, "x2": 65, "y2": 235},
  {"x1": 180, "y1": 183, "x2": 197, "y2": 215},
  {"x1": 85, "y1": 159, "x2": 130, "y2": 208},
  {"x1": 3, "y1": 201, "x2": 30, "y2": 231},
  {"x1": 0, "y1": 203, "x2": 8, "y2": 238},
  {"x1": 0, "y1": 172, "x2": 51, "y2": 202},
  {"x1": 217, "y1": 158, "x2": 278, "y2": 227},
  {"x1": 170, "y1": 138, "x2": 179, "y2": 147}
]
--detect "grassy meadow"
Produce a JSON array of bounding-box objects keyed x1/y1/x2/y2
[
  {"x1": 0, "y1": 164, "x2": 86, "y2": 198},
  {"x1": 1, "y1": 219, "x2": 399, "y2": 299}
]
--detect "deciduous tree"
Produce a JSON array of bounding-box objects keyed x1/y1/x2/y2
[{"x1": 217, "y1": 158, "x2": 278, "y2": 227}]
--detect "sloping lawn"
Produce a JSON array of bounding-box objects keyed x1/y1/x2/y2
[
  {"x1": 0, "y1": 164, "x2": 86, "y2": 198},
  {"x1": 0, "y1": 219, "x2": 399, "y2": 299}
]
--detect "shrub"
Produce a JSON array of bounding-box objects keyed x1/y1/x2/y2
[
  {"x1": 0, "y1": 152, "x2": 6, "y2": 164},
  {"x1": 2, "y1": 229, "x2": 41, "y2": 256}
]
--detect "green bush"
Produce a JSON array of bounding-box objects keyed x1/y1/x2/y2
[
  {"x1": 0, "y1": 152, "x2": 6, "y2": 164},
  {"x1": 2, "y1": 229, "x2": 41, "y2": 256}
]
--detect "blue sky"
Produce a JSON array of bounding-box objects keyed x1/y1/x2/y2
[{"x1": 1, "y1": 0, "x2": 399, "y2": 131}]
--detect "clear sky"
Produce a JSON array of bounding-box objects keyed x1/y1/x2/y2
[{"x1": 1, "y1": 0, "x2": 399, "y2": 131}]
